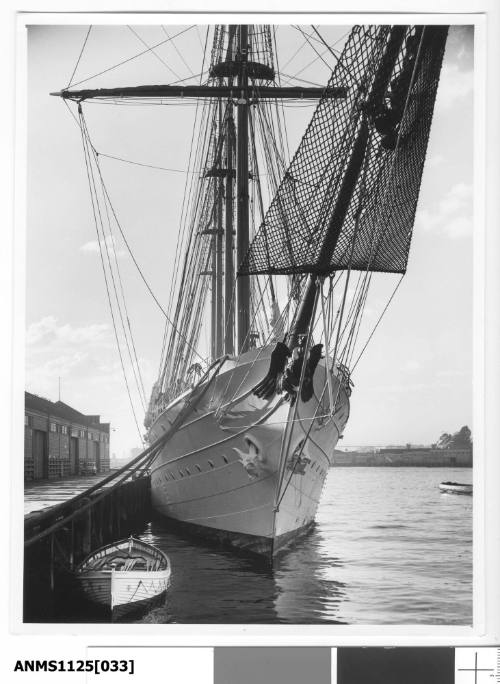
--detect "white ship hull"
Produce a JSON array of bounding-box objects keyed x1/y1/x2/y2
[{"x1": 149, "y1": 347, "x2": 350, "y2": 559}]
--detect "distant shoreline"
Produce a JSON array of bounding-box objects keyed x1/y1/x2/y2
[
  {"x1": 329, "y1": 464, "x2": 472, "y2": 468},
  {"x1": 331, "y1": 447, "x2": 472, "y2": 468}
]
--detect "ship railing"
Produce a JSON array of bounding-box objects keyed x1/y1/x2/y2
[{"x1": 334, "y1": 361, "x2": 354, "y2": 392}]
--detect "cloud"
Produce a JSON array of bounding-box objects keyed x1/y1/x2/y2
[
  {"x1": 25, "y1": 316, "x2": 154, "y2": 455},
  {"x1": 440, "y1": 182, "x2": 473, "y2": 214},
  {"x1": 416, "y1": 182, "x2": 473, "y2": 239},
  {"x1": 80, "y1": 234, "x2": 126, "y2": 258},
  {"x1": 26, "y1": 317, "x2": 114, "y2": 393},
  {"x1": 402, "y1": 359, "x2": 421, "y2": 373},
  {"x1": 426, "y1": 153, "x2": 445, "y2": 169},
  {"x1": 27, "y1": 316, "x2": 109, "y2": 347},
  {"x1": 436, "y1": 369, "x2": 471, "y2": 379},
  {"x1": 435, "y1": 62, "x2": 473, "y2": 113},
  {"x1": 447, "y1": 26, "x2": 474, "y2": 66},
  {"x1": 365, "y1": 382, "x2": 437, "y2": 394}
]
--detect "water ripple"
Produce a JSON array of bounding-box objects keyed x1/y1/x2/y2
[{"x1": 134, "y1": 467, "x2": 472, "y2": 624}]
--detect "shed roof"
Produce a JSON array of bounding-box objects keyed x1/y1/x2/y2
[{"x1": 25, "y1": 392, "x2": 110, "y2": 433}]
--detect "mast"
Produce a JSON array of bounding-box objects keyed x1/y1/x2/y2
[
  {"x1": 215, "y1": 99, "x2": 224, "y2": 358},
  {"x1": 236, "y1": 25, "x2": 250, "y2": 354},
  {"x1": 52, "y1": 25, "x2": 348, "y2": 368},
  {"x1": 210, "y1": 234, "x2": 217, "y2": 360},
  {"x1": 224, "y1": 108, "x2": 235, "y2": 355}
]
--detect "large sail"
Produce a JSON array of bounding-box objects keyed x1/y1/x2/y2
[{"x1": 239, "y1": 25, "x2": 448, "y2": 277}]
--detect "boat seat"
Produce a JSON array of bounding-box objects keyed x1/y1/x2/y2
[
  {"x1": 87, "y1": 551, "x2": 163, "y2": 572},
  {"x1": 123, "y1": 556, "x2": 148, "y2": 571},
  {"x1": 113, "y1": 561, "x2": 127, "y2": 570}
]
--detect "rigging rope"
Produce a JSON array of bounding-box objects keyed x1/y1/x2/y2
[
  {"x1": 78, "y1": 110, "x2": 144, "y2": 444},
  {"x1": 97, "y1": 167, "x2": 148, "y2": 408},
  {"x1": 78, "y1": 107, "x2": 206, "y2": 366},
  {"x1": 80, "y1": 116, "x2": 147, "y2": 413},
  {"x1": 292, "y1": 25, "x2": 335, "y2": 73},
  {"x1": 127, "y1": 25, "x2": 181, "y2": 81},
  {"x1": 351, "y1": 275, "x2": 405, "y2": 372},
  {"x1": 97, "y1": 151, "x2": 194, "y2": 174},
  {"x1": 67, "y1": 25, "x2": 92, "y2": 89},
  {"x1": 67, "y1": 25, "x2": 195, "y2": 90},
  {"x1": 161, "y1": 25, "x2": 195, "y2": 76}
]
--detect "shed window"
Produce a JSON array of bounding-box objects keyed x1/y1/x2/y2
[{"x1": 50, "y1": 423, "x2": 56, "y2": 432}]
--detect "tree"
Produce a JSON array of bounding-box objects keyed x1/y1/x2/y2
[
  {"x1": 452, "y1": 425, "x2": 472, "y2": 449},
  {"x1": 435, "y1": 426, "x2": 472, "y2": 449},
  {"x1": 436, "y1": 432, "x2": 452, "y2": 449}
]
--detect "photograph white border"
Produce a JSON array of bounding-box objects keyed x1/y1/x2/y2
[{"x1": 3, "y1": 0, "x2": 499, "y2": 650}]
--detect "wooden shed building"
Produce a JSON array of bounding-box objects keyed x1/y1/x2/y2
[{"x1": 24, "y1": 391, "x2": 110, "y2": 481}]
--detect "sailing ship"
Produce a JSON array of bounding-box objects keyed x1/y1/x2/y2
[{"x1": 53, "y1": 24, "x2": 448, "y2": 559}]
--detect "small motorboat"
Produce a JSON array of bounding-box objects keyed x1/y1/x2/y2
[
  {"x1": 76, "y1": 536, "x2": 171, "y2": 620},
  {"x1": 439, "y1": 481, "x2": 473, "y2": 495}
]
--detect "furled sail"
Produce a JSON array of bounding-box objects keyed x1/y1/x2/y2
[{"x1": 239, "y1": 25, "x2": 448, "y2": 277}]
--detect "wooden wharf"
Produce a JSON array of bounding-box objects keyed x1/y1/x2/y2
[
  {"x1": 23, "y1": 437, "x2": 162, "y2": 622},
  {"x1": 23, "y1": 360, "x2": 224, "y2": 621}
]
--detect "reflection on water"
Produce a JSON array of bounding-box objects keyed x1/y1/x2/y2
[
  {"x1": 24, "y1": 474, "x2": 110, "y2": 515},
  {"x1": 26, "y1": 467, "x2": 472, "y2": 624},
  {"x1": 137, "y1": 524, "x2": 345, "y2": 624},
  {"x1": 133, "y1": 468, "x2": 472, "y2": 625}
]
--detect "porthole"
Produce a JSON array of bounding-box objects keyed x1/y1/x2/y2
[
  {"x1": 185, "y1": 467, "x2": 191, "y2": 475},
  {"x1": 208, "y1": 460, "x2": 215, "y2": 468},
  {"x1": 223, "y1": 455, "x2": 229, "y2": 464},
  {"x1": 195, "y1": 464, "x2": 202, "y2": 472}
]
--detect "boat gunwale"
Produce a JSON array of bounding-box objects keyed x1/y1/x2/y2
[
  {"x1": 78, "y1": 567, "x2": 171, "y2": 579},
  {"x1": 76, "y1": 537, "x2": 170, "y2": 573}
]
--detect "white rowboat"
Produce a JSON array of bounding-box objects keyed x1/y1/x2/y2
[
  {"x1": 439, "y1": 482, "x2": 472, "y2": 495},
  {"x1": 76, "y1": 537, "x2": 171, "y2": 620}
]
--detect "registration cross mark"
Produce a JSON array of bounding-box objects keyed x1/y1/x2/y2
[{"x1": 457, "y1": 652, "x2": 495, "y2": 684}]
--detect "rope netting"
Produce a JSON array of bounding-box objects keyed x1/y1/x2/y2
[{"x1": 239, "y1": 25, "x2": 448, "y2": 277}]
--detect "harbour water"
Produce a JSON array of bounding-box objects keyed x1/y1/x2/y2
[{"x1": 134, "y1": 467, "x2": 472, "y2": 625}]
